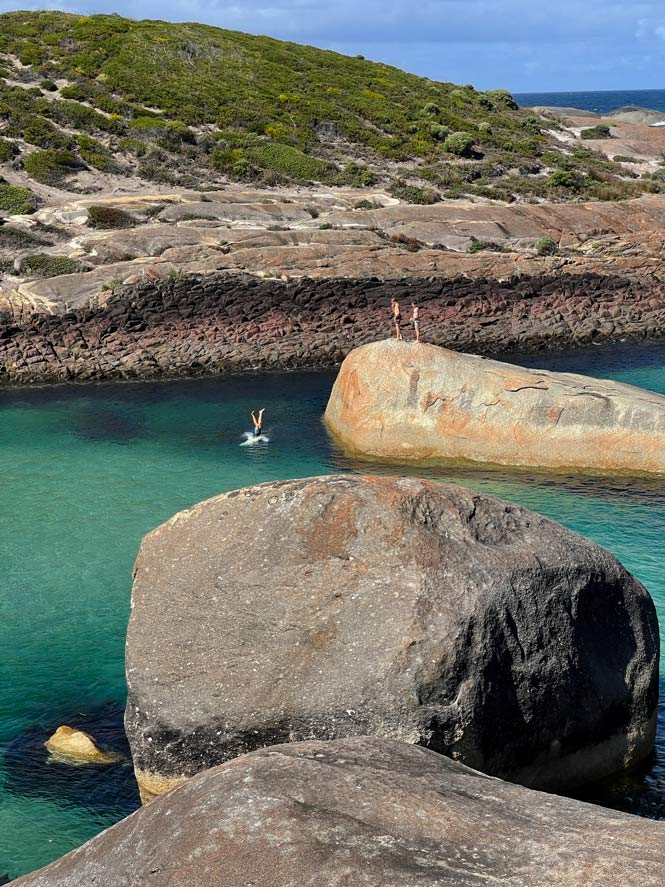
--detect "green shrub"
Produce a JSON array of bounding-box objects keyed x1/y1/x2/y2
[
  {"x1": 535, "y1": 235, "x2": 558, "y2": 256},
  {"x1": 0, "y1": 184, "x2": 37, "y2": 214},
  {"x1": 0, "y1": 225, "x2": 47, "y2": 248},
  {"x1": 0, "y1": 138, "x2": 19, "y2": 163},
  {"x1": 20, "y1": 254, "x2": 82, "y2": 277},
  {"x1": 246, "y1": 143, "x2": 334, "y2": 182},
  {"x1": 18, "y1": 42, "x2": 46, "y2": 66},
  {"x1": 338, "y1": 161, "x2": 377, "y2": 186},
  {"x1": 76, "y1": 134, "x2": 114, "y2": 171},
  {"x1": 477, "y1": 121, "x2": 492, "y2": 134},
  {"x1": 389, "y1": 179, "x2": 440, "y2": 204},
  {"x1": 430, "y1": 123, "x2": 451, "y2": 141},
  {"x1": 86, "y1": 205, "x2": 135, "y2": 229},
  {"x1": 547, "y1": 168, "x2": 583, "y2": 192},
  {"x1": 421, "y1": 102, "x2": 440, "y2": 116},
  {"x1": 521, "y1": 115, "x2": 542, "y2": 134},
  {"x1": 483, "y1": 89, "x2": 518, "y2": 110},
  {"x1": 24, "y1": 149, "x2": 82, "y2": 184},
  {"x1": 59, "y1": 83, "x2": 90, "y2": 101},
  {"x1": 354, "y1": 199, "x2": 374, "y2": 210},
  {"x1": 613, "y1": 154, "x2": 639, "y2": 163},
  {"x1": 468, "y1": 237, "x2": 507, "y2": 253},
  {"x1": 40, "y1": 79, "x2": 58, "y2": 91},
  {"x1": 443, "y1": 131, "x2": 475, "y2": 157},
  {"x1": 12, "y1": 116, "x2": 73, "y2": 150},
  {"x1": 580, "y1": 125, "x2": 612, "y2": 140}
]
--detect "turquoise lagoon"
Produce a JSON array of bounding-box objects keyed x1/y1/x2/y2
[{"x1": 2, "y1": 341, "x2": 665, "y2": 879}]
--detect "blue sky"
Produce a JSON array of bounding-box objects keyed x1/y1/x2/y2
[{"x1": 2, "y1": 0, "x2": 665, "y2": 92}]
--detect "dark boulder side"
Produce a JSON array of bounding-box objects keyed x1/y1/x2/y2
[
  {"x1": 125, "y1": 475, "x2": 659, "y2": 801},
  {"x1": 14, "y1": 737, "x2": 665, "y2": 887}
]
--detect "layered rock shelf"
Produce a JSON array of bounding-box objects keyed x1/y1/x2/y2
[
  {"x1": 15, "y1": 737, "x2": 665, "y2": 887},
  {"x1": 2, "y1": 270, "x2": 665, "y2": 385},
  {"x1": 125, "y1": 475, "x2": 659, "y2": 802},
  {"x1": 325, "y1": 340, "x2": 665, "y2": 474}
]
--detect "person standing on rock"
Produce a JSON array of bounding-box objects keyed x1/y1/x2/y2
[
  {"x1": 251, "y1": 409, "x2": 265, "y2": 437},
  {"x1": 391, "y1": 298, "x2": 403, "y2": 340},
  {"x1": 411, "y1": 302, "x2": 421, "y2": 343}
]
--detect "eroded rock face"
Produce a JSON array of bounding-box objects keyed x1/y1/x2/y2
[
  {"x1": 15, "y1": 737, "x2": 665, "y2": 887},
  {"x1": 125, "y1": 475, "x2": 658, "y2": 801},
  {"x1": 325, "y1": 340, "x2": 665, "y2": 474}
]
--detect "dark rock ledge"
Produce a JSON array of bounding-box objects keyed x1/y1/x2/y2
[{"x1": 2, "y1": 271, "x2": 665, "y2": 385}]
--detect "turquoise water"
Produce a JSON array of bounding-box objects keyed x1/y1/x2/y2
[{"x1": 2, "y1": 342, "x2": 665, "y2": 880}]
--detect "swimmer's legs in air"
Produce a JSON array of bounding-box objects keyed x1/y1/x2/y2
[{"x1": 251, "y1": 408, "x2": 265, "y2": 437}]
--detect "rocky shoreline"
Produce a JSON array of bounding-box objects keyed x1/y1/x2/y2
[{"x1": 2, "y1": 269, "x2": 665, "y2": 385}]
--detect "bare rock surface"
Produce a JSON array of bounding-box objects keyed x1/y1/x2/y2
[
  {"x1": 44, "y1": 726, "x2": 118, "y2": 765},
  {"x1": 325, "y1": 340, "x2": 665, "y2": 474},
  {"x1": 157, "y1": 200, "x2": 315, "y2": 225},
  {"x1": 15, "y1": 736, "x2": 665, "y2": 887},
  {"x1": 125, "y1": 475, "x2": 658, "y2": 802}
]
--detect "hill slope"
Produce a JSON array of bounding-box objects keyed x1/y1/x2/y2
[{"x1": 0, "y1": 10, "x2": 657, "y2": 204}]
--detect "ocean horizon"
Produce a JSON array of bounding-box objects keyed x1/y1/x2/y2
[{"x1": 514, "y1": 88, "x2": 665, "y2": 114}]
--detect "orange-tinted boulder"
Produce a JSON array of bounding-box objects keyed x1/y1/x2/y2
[{"x1": 324, "y1": 340, "x2": 665, "y2": 473}]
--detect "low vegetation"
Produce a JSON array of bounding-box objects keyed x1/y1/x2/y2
[
  {"x1": 0, "y1": 11, "x2": 654, "y2": 201},
  {"x1": 19, "y1": 254, "x2": 82, "y2": 277},
  {"x1": 535, "y1": 235, "x2": 559, "y2": 256},
  {"x1": 580, "y1": 125, "x2": 613, "y2": 140},
  {"x1": 86, "y1": 205, "x2": 135, "y2": 229},
  {"x1": 0, "y1": 182, "x2": 37, "y2": 214}
]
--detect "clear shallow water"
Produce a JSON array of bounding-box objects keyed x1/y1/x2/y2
[
  {"x1": 2, "y1": 342, "x2": 665, "y2": 879},
  {"x1": 515, "y1": 88, "x2": 665, "y2": 114}
]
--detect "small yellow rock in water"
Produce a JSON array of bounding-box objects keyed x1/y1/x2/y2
[{"x1": 44, "y1": 725, "x2": 118, "y2": 765}]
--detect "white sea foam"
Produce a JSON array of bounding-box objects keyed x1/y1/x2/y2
[{"x1": 240, "y1": 431, "x2": 270, "y2": 446}]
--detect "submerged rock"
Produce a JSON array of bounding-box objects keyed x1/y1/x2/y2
[
  {"x1": 125, "y1": 475, "x2": 658, "y2": 801},
  {"x1": 44, "y1": 726, "x2": 118, "y2": 765},
  {"x1": 14, "y1": 737, "x2": 665, "y2": 887},
  {"x1": 324, "y1": 340, "x2": 665, "y2": 474}
]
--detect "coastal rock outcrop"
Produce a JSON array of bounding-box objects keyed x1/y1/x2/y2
[
  {"x1": 325, "y1": 340, "x2": 665, "y2": 474},
  {"x1": 3, "y1": 270, "x2": 665, "y2": 386},
  {"x1": 15, "y1": 737, "x2": 665, "y2": 887},
  {"x1": 44, "y1": 726, "x2": 118, "y2": 765},
  {"x1": 125, "y1": 475, "x2": 658, "y2": 801}
]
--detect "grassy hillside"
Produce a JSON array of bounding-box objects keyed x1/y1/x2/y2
[{"x1": 0, "y1": 11, "x2": 659, "y2": 204}]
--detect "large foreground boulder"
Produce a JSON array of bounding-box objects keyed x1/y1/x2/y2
[
  {"x1": 15, "y1": 737, "x2": 665, "y2": 886},
  {"x1": 125, "y1": 475, "x2": 658, "y2": 801},
  {"x1": 324, "y1": 340, "x2": 665, "y2": 473}
]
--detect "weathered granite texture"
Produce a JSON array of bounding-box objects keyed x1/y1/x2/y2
[
  {"x1": 1, "y1": 271, "x2": 665, "y2": 385},
  {"x1": 14, "y1": 737, "x2": 665, "y2": 887},
  {"x1": 324, "y1": 340, "x2": 665, "y2": 474},
  {"x1": 125, "y1": 475, "x2": 659, "y2": 802}
]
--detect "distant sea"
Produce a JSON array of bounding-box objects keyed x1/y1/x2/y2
[{"x1": 514, "y1": 89, "x2": 665, "y2": 114}]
